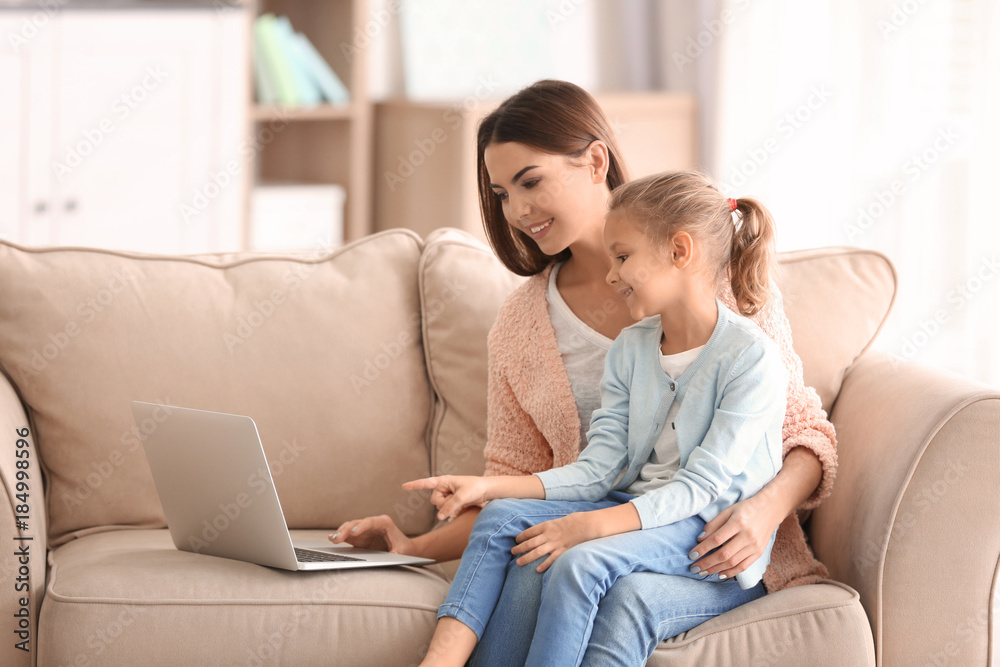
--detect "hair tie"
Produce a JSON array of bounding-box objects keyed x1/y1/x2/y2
[{"x1": 728, "y1": 198, "x2": 738, "y2": 212}]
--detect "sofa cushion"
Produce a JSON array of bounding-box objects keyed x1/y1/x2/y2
[
  {"x1": 775, "y1": 247, "x2": 896, "y2": 411},
  {"x1": 649, "y1": 580, "x2": 874, "y2": 665},
  {"x1": 0, "y1": 231, "x2": 435, "y2": 545},
  {"x1": 39, "y1": 529, "x2": 447, "y2": 666},
  {"x1": 418, "y1": 229, "x2": 524, "y2": 481}
]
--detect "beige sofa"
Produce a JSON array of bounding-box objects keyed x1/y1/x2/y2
[{"x1": 0, "y1": 228, "x2": 996, "y2": 666}]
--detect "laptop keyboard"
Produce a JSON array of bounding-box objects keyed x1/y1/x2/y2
[{"x1": 294, "y1": 547, "x2": 366, "y2": 563}]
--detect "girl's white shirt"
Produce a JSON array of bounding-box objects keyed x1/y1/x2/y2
[
  {"x1": 626, "y1": 344, "x2": 703, "y2": 496},
  {"x1": 546, "y1": 262, "x2": 612, "y2": 450}
]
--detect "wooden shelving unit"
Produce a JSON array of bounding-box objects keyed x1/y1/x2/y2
[
  {"x1": 373, "y1": 93, "x2": 699, "y2": 241},
  {"x1": 248, "y1": 0, "x2": 372, "y2": 246}
]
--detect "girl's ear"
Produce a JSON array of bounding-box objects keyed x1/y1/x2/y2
[
  {"x1": 584, "y1": 140, "x2": 611, "y2": 184},
  {"x1": 669, "y1": 231, "x2": 694, "y2": 269}
]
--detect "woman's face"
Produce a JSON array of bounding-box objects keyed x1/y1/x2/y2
[{"x1": 483, "y1": 141, "x2": 608, "y2": 256}]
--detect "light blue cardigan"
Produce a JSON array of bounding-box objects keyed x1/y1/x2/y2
[{"x1": 534, "y1": 299, "x2": 787, "y2": 588}]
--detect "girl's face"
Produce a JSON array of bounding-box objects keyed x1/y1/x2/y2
[
  {"x1": 483, "y1": 141, "x2": 609, "y2": 256},
  {"x1": 603, "y1": 212, "x2": 681, "y2": 320}
]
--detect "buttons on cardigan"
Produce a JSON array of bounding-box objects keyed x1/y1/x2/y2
[{"x1": 669, "y1": 382, "x2": 676, "y2": 391}]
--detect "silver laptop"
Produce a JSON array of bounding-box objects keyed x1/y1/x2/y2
[{"x1": 132, "y1": 401, "x2": 433, "y2": 571}]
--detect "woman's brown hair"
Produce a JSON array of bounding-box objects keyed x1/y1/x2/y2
[
  {"x1": 477, "y1": 80, "x2": 630, "y2": 276},
  {"x1": 607, "y1": 171, "x2": 777, "y2": 317}
]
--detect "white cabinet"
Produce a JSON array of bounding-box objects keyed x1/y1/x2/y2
[
  {"x1": 0, "y1": 7, "x2": 249, "y2": 253},
  {"x1": 0, "y1": 15, "x2": 26, "y2": 241}
]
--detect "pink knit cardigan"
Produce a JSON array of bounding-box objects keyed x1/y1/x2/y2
[{"x1": 483, "y1": 265, "x2": 838, "y2": 592}]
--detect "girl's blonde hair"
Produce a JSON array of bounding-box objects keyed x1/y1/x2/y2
[{"x1": 607, "y1": 171, "x2": 776, "y2": 317}]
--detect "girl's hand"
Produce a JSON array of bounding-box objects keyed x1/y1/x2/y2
[
  {"x1": 511, "y1": 513, "x2": 599, "y2": 573},
  {"x1": 328, "y1": 514, "x2": 415, "y2": 555},
  {"x1": 402, "y1": 475, "x2": 493, "y2": 522},
  {"x1": 690, "y1": 492, "x2": 785, "y2": 579}
]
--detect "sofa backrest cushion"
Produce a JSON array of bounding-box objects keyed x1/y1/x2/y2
[
  {"x1": 419, "y1": 229, "x2": 525, "y2": 483},
  {"x1": 774, "y1": 247, "x2": 897, "y2": 412},
  {"x1": 0, "y1": 231, "x2": 436, "y2": 545}
]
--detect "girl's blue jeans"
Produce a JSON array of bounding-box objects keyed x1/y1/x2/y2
[{"x1": 440, "y1": 493, "x2": 767, "y2": 667}]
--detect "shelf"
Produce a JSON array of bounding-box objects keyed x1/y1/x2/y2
[
  {"x1": 248, "y1": 0, "x2": 372, "y2": 246},
  {"x1": 252, "y1": 103, "x2": 354, "y2": 122}
]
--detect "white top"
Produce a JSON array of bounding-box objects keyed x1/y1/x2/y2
[
  {"x1": 625, "y1": 344, "x2": 704, "y2": 495},
  {"x1": 546, "y1": 262, "x2": 613, "y2": 449}
]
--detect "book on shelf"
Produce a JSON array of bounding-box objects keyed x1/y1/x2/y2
[{"x1": 253, "y1": 13, "x2": 349, "y2": 108}]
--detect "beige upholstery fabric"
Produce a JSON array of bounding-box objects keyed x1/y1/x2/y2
[
  {"x1": 815, "y1": 353, "x2": 1000, "y2": 665},
  {"x1": 0, "y1": 232, "x2": 435, "y2": 545},
  {"x1": 649, "y1": 580, "x2": 874, "y2": 666},
  {"x1": 774, "y1": 247, "x2": 896, "y2": 412},
  {"x1": 418, "y1": 228, "x2": 525, "y2": 481},
  {"x1": 40, "y1": 529, "x2": 447, "y2": 666}
]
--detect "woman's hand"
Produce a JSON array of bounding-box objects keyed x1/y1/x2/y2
[
  {"x1": 328, "y1": 514, "x2": 415, "y2": 555},
  {"x1": 689, "y1": 492, "x2": 786, "y2": 579},
  {"x1": 511, "y1": 513, "x2": 599, "y2": 573},
  {"x1": 402, "y1": 475, "x2": 495, "y2": 522}
]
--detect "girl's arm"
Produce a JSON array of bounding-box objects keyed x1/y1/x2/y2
[
  {"x1": 511, "y1": 501, "x2": 642, "y2": 573},
  {"x1": 402, "y1": 474, "x2": 545, "y2": 521}
]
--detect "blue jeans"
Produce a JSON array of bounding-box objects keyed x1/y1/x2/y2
[
  {"x1": 470, "y1": 566, "x2": 765, "y2": 666},
  {"x1": 444, "y1": 495, "x2": 766, "y2": 667}
]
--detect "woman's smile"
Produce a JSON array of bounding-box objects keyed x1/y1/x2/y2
[{"x1": 526, "y1": 218, "x2": 554, "y2": 237}]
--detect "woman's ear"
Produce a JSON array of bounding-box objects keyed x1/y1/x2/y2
[
  {"x1": 669, "y1": 231, "x2": 694, "y2": 269},
  {"x1": 584, "y1": 140, "x2": 610, "y2": 184}
]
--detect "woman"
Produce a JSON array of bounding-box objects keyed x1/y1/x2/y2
[{"x1": 331, "y1": 79, "x2": 837, "y2": 666}]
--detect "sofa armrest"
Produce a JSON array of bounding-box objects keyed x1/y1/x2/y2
[
  {"x1": 0, "y1": 372, "x2": 45, "y2": 667},
  {"x1": 811, "y1": 352, "x2": 999, "y2": 666}
]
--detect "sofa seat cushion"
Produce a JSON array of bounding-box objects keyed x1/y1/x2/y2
[
  {"x1": 650, "y1": 580, "x2": 874, "y2": 666},
  {"x1": 40, "y1": 529, "x2": 447, "y2": 666}
]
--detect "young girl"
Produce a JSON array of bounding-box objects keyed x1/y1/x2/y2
[{"x1": 405, "y1": 170, "x2": 787, "y2": 667}]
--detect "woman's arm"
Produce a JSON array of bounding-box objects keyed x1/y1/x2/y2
[{"x1": 690, "y1": 446, "x2": 820, "y2": 577}]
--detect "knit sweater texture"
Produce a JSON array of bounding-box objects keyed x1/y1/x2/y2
[{"x1": 483, "y1": 264, "x2": 838, "y2": 592}]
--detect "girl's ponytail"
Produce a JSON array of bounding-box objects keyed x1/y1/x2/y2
[{"x1": 728, "y1": 197, "x2": 777, "y2": 317}]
